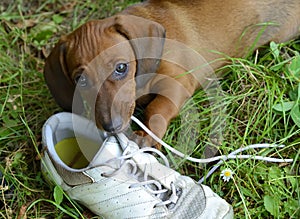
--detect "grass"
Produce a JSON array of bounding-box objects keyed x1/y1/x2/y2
[{"x1": 0, "y1": 0, "x2": 299, "y2": 218}]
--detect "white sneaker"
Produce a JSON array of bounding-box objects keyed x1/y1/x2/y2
[{"x1": 41, "y1": 112, "x2": 234, "y2": 219}]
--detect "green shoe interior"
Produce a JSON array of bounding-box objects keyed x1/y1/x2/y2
[{"x1": 55, "y1": 137, "x2": 100, "y2": 169}]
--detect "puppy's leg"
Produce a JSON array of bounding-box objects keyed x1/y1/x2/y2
[
  {"x1": 134, "y1": 94, "x2": 179, "y2": 148},
  {"x1": 135, "y1": 78, "x2": 194, "y2": 148},
  {"x1": 133, "y1": 63, "x2": 198, "y2": 148}
]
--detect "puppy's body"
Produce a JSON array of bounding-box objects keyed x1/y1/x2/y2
[
  {"x1": 44, "y1": 0, "x2": 300, "y2": 147},
  {"x1": 125, "y1": 0, "x2": 299, "y2": 58}
]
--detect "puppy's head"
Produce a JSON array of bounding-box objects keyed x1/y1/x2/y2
[{"x1": 44, "y1": 15, "x2": 165, "y2": 133}]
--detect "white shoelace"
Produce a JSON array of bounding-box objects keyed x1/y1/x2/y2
[
  {"x1": 130, "y1": 116, "x2": 294, "y2": 183},
  {"x1": 101, "y1": 144, "x2": 180, "y2": 207}
]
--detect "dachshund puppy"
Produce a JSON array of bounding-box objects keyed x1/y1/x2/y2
[{"x1": 44, "y1": 0, "x2": 300, "y2": 147}]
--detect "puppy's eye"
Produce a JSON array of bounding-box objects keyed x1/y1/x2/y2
[
  {"x1": 113, "y1": 63, "x2": 129, "y2": 79},
  {"x1": 74, "y1": 74, "x2": 89, "y2": 88}
]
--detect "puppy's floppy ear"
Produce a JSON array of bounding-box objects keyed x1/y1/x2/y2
[
  {"x1": 114, "y1": 15, "x2": 166, "y2": 87},
  {"x1": 44, "y1": 39, "x2": 84, "y2": 114}
]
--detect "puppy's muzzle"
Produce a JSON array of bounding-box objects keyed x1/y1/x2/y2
[{"x1": 101, "y1": 116, "x2": 124, "y2": 133}]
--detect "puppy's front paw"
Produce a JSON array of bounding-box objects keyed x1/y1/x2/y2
[{"x1": 130, "y1": 130, "x2": 161, "y2": 149}]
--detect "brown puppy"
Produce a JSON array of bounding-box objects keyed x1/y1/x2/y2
[{"x1": 44, "y1": 0, "x2": 300, "y2": 147}]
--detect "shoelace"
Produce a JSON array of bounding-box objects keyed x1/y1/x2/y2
[
  {"x1": 131, "y1": 116, "x2": 294, "y2": 184},
  {"x1": 101, "y1": 142, "x2": 180, "y2": 208}
]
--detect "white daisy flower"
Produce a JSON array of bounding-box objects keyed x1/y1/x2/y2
[{"x1": 221, "y1": 168, "x2": 234, "y2": 182}]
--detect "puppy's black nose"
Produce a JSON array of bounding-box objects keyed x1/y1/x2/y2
[{"x1": 102, "y1": 118, "x2": 123, "y2": 133}]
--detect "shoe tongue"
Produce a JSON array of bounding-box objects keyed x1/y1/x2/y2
[{"x1": 89, "y1": 136, "x2": 123, "y2": 167}]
